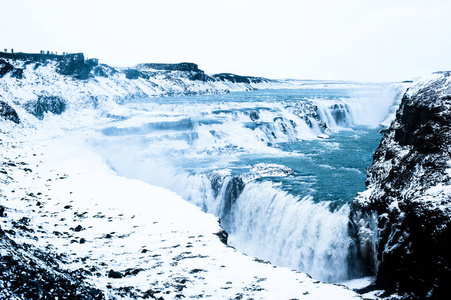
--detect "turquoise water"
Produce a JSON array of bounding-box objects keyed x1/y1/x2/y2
[
  {"x1": 93, "y1": 83, "x2": 400, "y2": 282},
  {"x1": 236, "y1": 128, "x2": 382, "y2": 207}
]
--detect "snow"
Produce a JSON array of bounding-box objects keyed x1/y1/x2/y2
[
  {"x1": 0, "y1": 58, "x2": 364, "y2": 298},
  {"x1": 338, "y1": 276, "x2": 374, "y2": 290},
  {"x1": 249, "y1": 163, "x2": 294, "y2": 178},
  {"x1": 0, "y1": 131, "x2": 361, "y2": 299}
]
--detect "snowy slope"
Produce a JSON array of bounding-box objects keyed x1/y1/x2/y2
[{"x1": 0, "y1": 124, "x2": 361, "y2": 299}]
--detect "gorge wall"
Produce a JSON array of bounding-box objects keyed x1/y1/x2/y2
[{"x1": 350, "y1": 72, "x2": 451, "y2": 299}]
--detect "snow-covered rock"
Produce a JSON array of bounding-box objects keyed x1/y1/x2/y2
[
  {"x1": 0, "y1": 52, "x2": 294, "y2": 126},
  {"x1": 350, "y1": 72, "x2": 451, "y2": 299}
]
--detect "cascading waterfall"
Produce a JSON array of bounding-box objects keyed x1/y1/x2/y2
[
  {"x1": 228, "y1": 184, "x2": 353, "y2": 282},
  {"x1": 92, "y1": 83, "x2": 406, "y2": 283}
]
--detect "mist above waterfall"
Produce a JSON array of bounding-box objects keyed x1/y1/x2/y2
[{"x1": 91, "y1": 82, "x2": 404, "y2": 282}]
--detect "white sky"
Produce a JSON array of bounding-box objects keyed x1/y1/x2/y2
[{"x1": 1, "y1": 0, "x2": 451, "y2": 81}]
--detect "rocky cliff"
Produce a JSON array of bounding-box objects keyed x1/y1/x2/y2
[{"x1": 350, "y1": 72, "x2": 451, "y2": 299}]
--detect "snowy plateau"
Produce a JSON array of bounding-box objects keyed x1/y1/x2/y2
[{"x1": 0, "y1": 52, "x2": 450, "y2": 300}]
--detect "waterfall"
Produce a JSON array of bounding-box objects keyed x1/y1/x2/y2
[{"x1": 92, "y1": 83, "x2": 403, "y2": 283}]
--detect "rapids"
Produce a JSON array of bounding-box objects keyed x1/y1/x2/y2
[{"x1": 91, "y1": 82, "x2": 404, "y2": 283}]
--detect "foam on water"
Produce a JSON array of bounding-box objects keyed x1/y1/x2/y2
[{"x1": 91, "y1": 83, "x2": 404, "y2": 283}]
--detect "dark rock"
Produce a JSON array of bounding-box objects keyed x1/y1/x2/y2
[
  {"x1": 73, "y1": 225, "x2": 84, "y2": 232},
  {"x1": 0, "y1": 228, "x2": 104, "y2": 299},
  {"x1": 350, "y1": 73, "x2": 451, "y2": 299},
  {"x1": 136, "y1": 62, "x2": 200, "y2": 72},
  {"x1": 57, "y1": 53, "x2": 94, "y2": 80},
  {"x1": 107, "y1": 269, "x2": 123, "y2": 279},
  {"x1": 186, "y1": 70, "x2": 213, "y2": 82},
  {"x1": 86, "y1": 58, "x2": 99, "y2": 67},
  {"x1": 25, "y1": 95, "x2": 66, "y2": 120},
  {"x1": 18, "y1": 217, "x2": 31, "y2": 226},
  {"x1": 188, "y1": 268, "x2": 205, "y2": 274},
  {"x1": 212, "y1": 73, "x2": 269, "y2": 84},
  {"x1": 93, "y1": 66, "x2": 108, "y2": 77},
  {"x1": 4, "y1": 229, "x2": 16, "y2": 235},
  {"x1": 0, "y1": 59, "x2": 24, "y2": 79},
  {"x1": 124, "y1": 268, "x2": 142, "y2": 276},
  {"x1": 0, "y1": 59, "x2": 14, "y2": 77},
  {"x1": 0, "y1": 205, "x2": 5, "y2": 217},
  {"x1": 124, "y1": 69, "x2": 149, "y2": 80},
  {"x1": 11, "y1": 68, "x2": 24, "y2": 79},
  {"x1": 249, "y1": 110, "x2": 260, "y2": 121},
  {"x1": 94, "y1": 64, "x2": 119, "y2": 78},
  {"x1": 87, "y1": 288, "x2": 104, "y2": 299},
  {"x1": 214, "y1": 229, "x2": 228, "y2": 245},
  {"x1": 0, "y1": 100, "x2": 20, "y2": 124}
]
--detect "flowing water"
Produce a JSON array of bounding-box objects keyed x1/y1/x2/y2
[{"x1": 91, "y1": 82, "x2": 403, "y2": 283}]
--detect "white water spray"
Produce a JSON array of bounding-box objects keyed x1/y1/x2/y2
[{"x1": 92, "y1": 84, "x2": 404, "y2": 283}]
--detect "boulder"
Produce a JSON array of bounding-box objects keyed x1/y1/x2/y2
[{"x1": 0, "y1": 100, "x2": 20, "y2": 124}]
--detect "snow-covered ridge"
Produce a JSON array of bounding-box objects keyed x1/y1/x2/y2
[
  {"x1": 350, "y1": 72, "x2": 451, "y2": 299},
  {"x1": 0, "y1": 52, "x2": 297, "y2": 124}
]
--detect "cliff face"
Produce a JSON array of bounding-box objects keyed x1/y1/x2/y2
[{"x1": 350, "y1": 73, "x2": 451, "y2": 299}]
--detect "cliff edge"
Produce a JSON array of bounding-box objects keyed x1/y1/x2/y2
[{"x1": 350, "y1": 72, "x2": 451, "y2": 299}]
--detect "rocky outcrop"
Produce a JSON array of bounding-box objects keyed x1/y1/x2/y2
[
  {"x1": 26, "y1": 95, "x2": 66, "y2": 120},
  {"x1": 124, "y1": 68, "x2": 150, "y2": 80},
  {"x1": 136, "y1": 62, "x2": 200, "y2": 72},
  {"x1": 0, "y1": 100, "x2": 20, "y2": 124},
  {"x1": 0, "y1": 59, "x2": 24, "y2": 79},
  {"x1": 1, "y1": 52, "x2": 96, "y2": 80},
  {"x1": 350, "y1": 73, "x2": 451, "y2": 299},
  {"x1": 57, "y1": 53, "x2": 97, "y2": 80},
  {"x1": 212, "y1": 73, "x2": 269, "y2": 84},
  {"x1": 135, "y1": 62, "x2": 214, "y2": 82}
]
